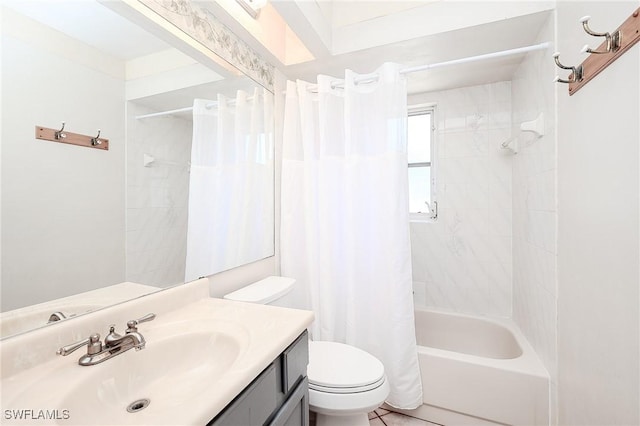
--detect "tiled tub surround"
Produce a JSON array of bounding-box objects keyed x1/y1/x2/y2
[
  {"x1": 511, "y1": 14, "x2": 558, "y2": 423},
  {"x1": 406, "y1": 67, "x2": 560, "y2": 422},
  {"x1": 409, "y1": 82, "x2": 513, "y2": 318},
  {"x1": 0, "y1": 279, "x2": 314, "y2": 425},
  {"x1": 125, "y1": 103, "x2": 192, "y2": 286}
]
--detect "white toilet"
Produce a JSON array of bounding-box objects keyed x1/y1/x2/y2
[{"x1": 224, "y1": 276, "x2": 390, "y2": 426}]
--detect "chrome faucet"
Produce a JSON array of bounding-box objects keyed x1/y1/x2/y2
[{"x1": 56, "y1": 313, "x2": 156, "y2": 366}]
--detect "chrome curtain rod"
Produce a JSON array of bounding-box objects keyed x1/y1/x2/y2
[
  {"x1": 401, "y1": 42, "x2": 551, "y2": 74},
  {"x1": 135, "y1": 102, "x2": 219, "y2": 120},
  {"x1": 135, "y1": 95, "x2": 258, "y2": 120},
  {"x1": 136, "y1": 106, "x2": 195, "y2": 120},
  {"x1": 328, "y1": 42, "x2": 551, "y2": 89},
  {"x1": 137, "y1": 42, "x2": 551, "y2": 118}
]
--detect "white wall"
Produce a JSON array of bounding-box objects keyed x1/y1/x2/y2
[
  {"x1": 511, "y1": 13, "x2": 558, "y2": 423},
  {"x1": 556, "y1": 1, "x2": 639, "y2": 424},
  {"x1": 0, "y1": 7, "x2": 280, "y2": 312},
  {"x1": 1, "y1": 9, "x2": 126, "y2": 311},
  {"x1": 409, "y1": 82, "x2": 513, "y2": 318}
]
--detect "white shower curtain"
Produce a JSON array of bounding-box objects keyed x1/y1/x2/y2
[
  {"x1": 185, "y1": 89, "x2": 274, "y2": 282},
  {"x1": 281, "y1": 63, "x2": 423, "y2": 408}
]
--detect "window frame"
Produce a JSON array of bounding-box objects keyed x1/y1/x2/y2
[{"x1": 407, "y1": 103, "x2": 437, "y2": 222}]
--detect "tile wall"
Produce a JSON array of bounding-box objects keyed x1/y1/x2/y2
[
  {"x1": 125, "y1": 103, "x2": 192, "y2": 287},
  {"x1": 408, "y1": 82, "x2": 513, "y2": 318},
  {"x1": 511, "y1": 14, "x2": 557, "y2": 424}
]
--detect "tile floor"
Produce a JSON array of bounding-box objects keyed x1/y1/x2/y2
[
  {"x1": 309, "y1": 408, "x2": 442, "y2": 426},
  {"x1": 368, "y1": 408, "x2": 443, "y2": 426}
]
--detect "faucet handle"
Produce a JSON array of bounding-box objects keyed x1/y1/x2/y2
[
  {"x1": 126, "y1": 313, "x2": 156, "y2": 333},
  {"x1": 57, "y1": 333, "x2": 101, "y2": 356}
]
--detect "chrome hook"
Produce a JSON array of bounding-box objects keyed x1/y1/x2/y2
[
  {"x1": 55, "y1": 122, "x2": 66, "y2": 140},
  {"x1": 553, "y1": 52, "x2": 584, "y2": 84},
  {"x1": 91, "y1": 129, "x2": 101, "y2": 146},
  {"x1": 580, "y1": 15, "x2": 621, "y2": 54}
]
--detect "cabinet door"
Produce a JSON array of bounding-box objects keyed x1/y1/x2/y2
[
  {"x1": 209, "y1": 363, "x2": 278, "y2": 426},
  {"x1": 208, "y1": 331, "x2": 309, "y2": 426},
  {"x1": 268, "y1": 377, "x2": 309, "y2": 426},
  {"x1": 281, "y1": 331, "x2": 308, "y2": 394}
]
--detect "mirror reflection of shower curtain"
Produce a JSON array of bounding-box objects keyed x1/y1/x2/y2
[{"x1": 185, "y1": 89, "x2": 274, "y2": 282}]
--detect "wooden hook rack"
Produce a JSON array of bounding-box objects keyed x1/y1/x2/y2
[
  {"x1": 35, "y1": 124, "x2": 109, "y2": 150},
  {"x1": 567, "y1": 7, "x2": 640, "y2": 95}
]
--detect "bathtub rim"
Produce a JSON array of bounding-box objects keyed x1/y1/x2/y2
[{"x1": 413, "y1": 307, "x2": 550, "y2": 379}]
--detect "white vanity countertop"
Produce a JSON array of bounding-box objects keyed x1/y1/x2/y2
[
  {"x1": 0, "y1": 292, "x2": 314, "y2": 425},
  {"x1": 158, "y1": 298, "x2": 314, "y2": 424}
]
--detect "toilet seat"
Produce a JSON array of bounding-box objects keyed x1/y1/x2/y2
[
  {"x1": 308, "y1": 341, "x2": 386, "y2": 394},
  {"x1": 309, "y1": 376, "x2": 386, "y2": 394}
]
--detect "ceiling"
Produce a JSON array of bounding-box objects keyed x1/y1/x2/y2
[
  {"x1": 282, "y1": 10, "x2": 553, "y2": 93},
  {"x1": 316, "y1": 0, "x2": 440, "y2": 28},
  {"x1": 2, "y1": 0, "x2": 248, "y2": 113},
  {"x1": 2, "y1": 0, "x2": 169, "y2": 60},
  {"x1": 265, "y1": 0, "x2": 555, "y2": 93},
  {"x1": 3, "y1": 0, "x2": 556, "y2": 95}
]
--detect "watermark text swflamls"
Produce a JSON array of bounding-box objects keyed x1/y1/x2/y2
[{"x1": 4, "y1": 409, "x2": 70, "y2": 421}]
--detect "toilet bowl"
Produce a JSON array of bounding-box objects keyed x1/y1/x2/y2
[
  {"x1": 308, "y1": 341, "x2": 390, "y2": 426},
  {"x1": 224, "y1": 277, "x2": 390, "y2": 426}
]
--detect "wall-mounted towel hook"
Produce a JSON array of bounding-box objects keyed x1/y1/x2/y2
[
  {"x1": 553, "y1": 52, "x2": 584, "y2": 84},
  {"x1": 55, "y1": 122, "x2": 66, "y2": 140},
  {"x1": 91, "y1": 129, "x2": 102, "y2": 146},
  {"x1": 580, "y1": 15, "x2": 622, "y2": 54},
  {"x1": 36, "y1": 124, "x2": 109, "y2": 150}
]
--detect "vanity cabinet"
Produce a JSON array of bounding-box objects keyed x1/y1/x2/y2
[{"x1": 209, "y1": 331, "x2": 309, "y2": 426}]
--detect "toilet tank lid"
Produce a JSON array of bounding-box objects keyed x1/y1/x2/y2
[{"x1": 223, "y1": 276, "x2": 296, "y2": 304}]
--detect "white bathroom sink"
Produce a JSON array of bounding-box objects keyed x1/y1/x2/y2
[
  {"x1": 57, "y1": 328, "x2": 244, "y2": 425},
  {"x1": 1, "y1": 294, "x2": 314, "y2": 425}
]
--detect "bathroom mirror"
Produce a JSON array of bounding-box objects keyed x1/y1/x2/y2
[{"x1": 0, "y1": 0, "x2": 275, "y2": 338}]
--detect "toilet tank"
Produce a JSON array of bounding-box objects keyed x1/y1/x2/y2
[{"x1": 223, "y1": 276, "x2": 296, "y2": 306}]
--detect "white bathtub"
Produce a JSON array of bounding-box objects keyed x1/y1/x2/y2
[{"x1": 391, "y1": 309, "x2": 550, "y2": 426}]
